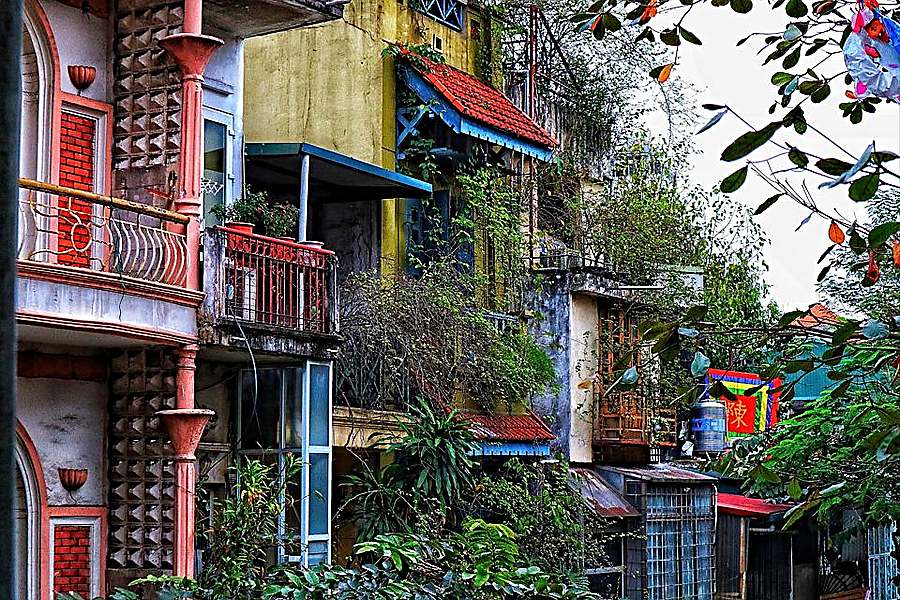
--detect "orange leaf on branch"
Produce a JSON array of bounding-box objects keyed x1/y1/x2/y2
[
  {"x1": 829, "y1": 221, "x2": 846, "y2": 244},
  {"x1": 658, "y1": 63, "x2": 673, "y2": 82},
  {"x1": 863, "y1": 250, "x2": 881, "y2": 286},
  {"x1": 893, "y1": 242, "x2": 900, "y2": 267}
]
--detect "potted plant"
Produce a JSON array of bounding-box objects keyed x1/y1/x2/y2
[{"x1": 211, "y1": 189, "x2": 299, "y2": 240}]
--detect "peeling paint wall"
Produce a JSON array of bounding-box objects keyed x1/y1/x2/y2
[
  {"x1": 528, "y1": 273, "x2": 572, "y2": 458},
  {"x1": 568, "y1": 293, "x2": 597, "y2": 464},
  {"x1": 17, "y1": 376, "x2": 107, "y2": 505}
]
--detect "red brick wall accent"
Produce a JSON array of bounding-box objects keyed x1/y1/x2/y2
[
  {"x1": 58, "y1": 111, "x2": 97, "y2": 268},
  {"x1": 53, "y1": 525, "x2": 92, "y2": 597}
]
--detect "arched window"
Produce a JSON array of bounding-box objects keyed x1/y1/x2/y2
[
  {"x1": 18, "y1": 2, "x2": 56, "y2": 259},
  {"x1": 15, "y1": 435, "x2": 42, "y2": 600}
]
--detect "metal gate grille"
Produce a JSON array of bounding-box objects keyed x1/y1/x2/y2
[
  {"x1": 644, "y1": 484, "x2": 716, "y2": 600},
  {"x1": 869, "y1": 522, "x2": 899, "y2": 600}
]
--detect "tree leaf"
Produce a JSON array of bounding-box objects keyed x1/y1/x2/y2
[
  {"x1": 657, "y1": 63, "x2": 673, "y2": 82},
  {"x1": 828, "y1": 221, "x2": 845, "y2": 244},
  {"x1": 702, "y1": 103, "x2": 727, "y2": 110},
  {"x1": 788, "y1": 479, "x2": 803, "y2": 500},
  {"x1": 817, "y1": 263, "x2": 831, "y2": 281},
  {"x1": 754, "y1": 193, "x2": 781, "y2": 214},
  {"x1": 816, "y1": 158, "x2": 853, "y2": 175},
  {"x1": 721, "y1": 165, "x2": 748, "y2": 192},
  {"x1": 848, "y1": 172, "x2": 879, "y2": 202},
  {"x1": 788, "y1": 147, "x2": 809, "y2": 168},
  {"x1": 679, "y1": 26, "x2": 702, "y2": 44},
  {"x1": 660, "y1": 28, "x2": 681, "y2": 46},
  {"x1": 691, "y1": 351, "x2": 711, "y2": 377},
  {"x1": 786, "y1": 0, "x2": 808, "y2": 17},
  {"x1": 784, "y1": 24, "x2": 802, "y2": 40},
  {"x1": 602, "y1": 12, "x2": 622, "y2": 31},
  {"x1": 697, "y1": 109, "x2": 727, "y2": 134},
  {"x1": 731, "y1": 0, "x2": 753, "y2": 13},
  {"x1": 721, "y1": 122, "x2": 780, "y2": 161},
  {"x1": 779, "y1": 310, "x2": 806, "y2": 326},
  {"x1": 868, "y1": 221, "x2": 900, "y2": 247},
  {"x1": 783, "y1": 47, "x2": 801, "y2": 68},
  {"x1": 771, "y1": 72, "x2": 795, "y2": 86}
]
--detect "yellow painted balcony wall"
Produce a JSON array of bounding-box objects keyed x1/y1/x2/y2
[{"x1": 244, "y1": 1, "x2": 481, "y2": 272}]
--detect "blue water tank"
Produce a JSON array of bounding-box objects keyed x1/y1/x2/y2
[{"x1": 690, "y1": 400, "x2": 726, "y2": 453}]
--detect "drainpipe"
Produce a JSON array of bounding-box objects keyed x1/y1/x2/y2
[
  {"x1": 0, "y1": 1, "x2": 22, "y2": 598},
  {"x1": 157, "y1": 0, "x2": 221, "y2": 579},
  {"x1": 298, "y1": 152, "x2": 309, "y2": 241}
]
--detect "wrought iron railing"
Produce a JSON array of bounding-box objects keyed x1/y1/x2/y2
[
  {"x1": 204, "y1": 226, "x2": 337, "y2": 334},
  {"x1": 16, "y1": 178, "x2": 189, "y2": 286}
]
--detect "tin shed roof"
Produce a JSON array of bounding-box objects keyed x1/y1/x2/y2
[
  {"x1": 573, "y1": 468, "x2": 640, "y2": 518},
  {"x1": 598, "y1": 464, "x2": 717, "y2": 483}
]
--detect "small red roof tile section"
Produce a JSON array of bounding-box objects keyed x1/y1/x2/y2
[
  {"x1": 792, "y1": 303, "x2": 842, "y2": 329},
  {"x1": 460, "y1": 411, "x2": 556, "y2": 442},
  {"x1": 718, "y1": 493, "x2": 794, "y2": 517},
  {"x1": 400, "y1": 50, "x2": 557, "y2": 150}
]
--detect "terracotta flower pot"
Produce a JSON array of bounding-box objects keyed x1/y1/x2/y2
[
  {"x1": 67, "y1": 65, "x2": 96, "y2": 93},
  {"x1": 225, "y1": 221, "x2": 254, "y2": 235},
  {"x1": 58, "y1": 467, "x2": 88, "y2": 493}
]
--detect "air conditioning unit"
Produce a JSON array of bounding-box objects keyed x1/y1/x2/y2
[{"x1": 223, "y1": 259, "x2": 257, "y2": 321}]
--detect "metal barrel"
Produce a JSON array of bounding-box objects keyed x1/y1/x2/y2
[{"x1": 690, "y1": 400, "x2": 727, "y2": 453}]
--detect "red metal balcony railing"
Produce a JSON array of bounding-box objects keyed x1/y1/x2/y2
[
  {"x1": 205, "y1": 226, "x2": 337, "y2": 335},
  {"x1": 17, "y1": 178, "x2": 189, "y2": 286}
]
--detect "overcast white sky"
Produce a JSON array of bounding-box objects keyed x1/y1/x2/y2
[{"x1": 647, "y1": 6, "x2": 900, "y2": 311}]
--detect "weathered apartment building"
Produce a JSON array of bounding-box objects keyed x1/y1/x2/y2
[{"x1": 13, "y1": 0, "x2": 898, "y2": 600}]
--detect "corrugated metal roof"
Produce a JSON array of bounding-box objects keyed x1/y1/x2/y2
[
  {"x1": 718, "y1": 493, "x2": 793, "y2": 517},
  {"x1": 598, "y1": 464, "x2": 717, "y2": 483},
  {"x1": 573, "y1": 468, "x2": 640, "y2": 518}
]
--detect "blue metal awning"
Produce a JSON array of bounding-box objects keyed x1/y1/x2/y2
[
  {"x1": 472, "y1": 441, "x2": 551, "y2": 457},
  {"x1": 246, "y1": 142, "x2": 432, "y2": 200},
  {"x1": 397, "y1": 65, "x2": 554, "y2": 161}
]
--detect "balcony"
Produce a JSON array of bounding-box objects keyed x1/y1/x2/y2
[
  {"x1": 201, "y1": 226, "x2": 338, "y2": 353},
  {"x1": 15, "y1": 178, "x2": 201, "y2": 346},
  {"x1": 204, "y1": 0, "x2": 344, "y2": 38},
  {"x1": 592, "y1": 387, "x2": 678, "y2": 463}
]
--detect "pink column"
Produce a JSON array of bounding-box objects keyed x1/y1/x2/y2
[
  {"x1": 158, "y1": 344, "x2": 213, "y2": 578},
  {"x1": 160, "y1": 24, "x2": 222, "y2": 292}
]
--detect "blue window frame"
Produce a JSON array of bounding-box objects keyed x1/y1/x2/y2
[
  {"x1": 236, "y1": 362, "x2": 333, "y2": 566},
  {"x1": 411, "y1": 0, "x2": 465, "y2": 31}
]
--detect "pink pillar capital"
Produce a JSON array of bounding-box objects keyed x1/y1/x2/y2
[
  {"x1": 158, "y1": 343, "x2": 212, "y2": 579},
  {"x1": 159, "y1": 32, "x2": 222, "y2": 292}
]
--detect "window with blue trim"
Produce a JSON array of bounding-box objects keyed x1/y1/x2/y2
[
  {"x1": 236, "y1": 363, "x2": 332, "y2": 566},
  {"x1": 410, "y1": 0, "x2": 465, "y2": 31}
]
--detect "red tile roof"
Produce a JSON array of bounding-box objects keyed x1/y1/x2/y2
[
  {"x1": 792, "y1": 303, "x2": 842, "y2": 329},
  {"x1": 460, "y1": 410, "x2": 555, "y2": 442},
  {"x1": 400, "y1": 50, "x2": 557, "y2": 150},
  {"x1": 718, "y1": 493, "x2": 793, "y2": 517}
]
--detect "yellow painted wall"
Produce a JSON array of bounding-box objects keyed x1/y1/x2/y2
[{"x1": 245, "y1": 1, "x2": 481, "y2": 271}]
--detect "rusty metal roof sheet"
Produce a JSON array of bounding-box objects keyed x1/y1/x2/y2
[
  {"x1": 598, "y1": 464, "x2": 717, "y2": 483},
  {"x1": 573, "y1": 468, "x2": 640, "y2": 518}
]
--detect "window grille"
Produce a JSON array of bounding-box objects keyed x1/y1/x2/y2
[{"x1": 411, "y1": 0, "x2": 465, "y2": 30}]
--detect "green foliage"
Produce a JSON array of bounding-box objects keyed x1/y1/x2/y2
[
  {"x1": 339, "y1": 402, "x2": 477, "y2": 541},
  {"x1": 260, "y1": 519, "x2": 601, "y2": 600},
  {"x1": 337, "y1": 263, "x2": 557, "y2": 414},
  {"x1": 712, "y1": 346, "x2": 900, "y2": 526},
  {"x1": 211, "y1": 188, "x2": 299, "y2": 238},
  {"x1": 469, "y1": 459, "x2": 616, "y2": 575}
]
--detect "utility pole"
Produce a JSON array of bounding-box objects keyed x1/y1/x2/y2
[{"x1": 0, "y1": 2, "x2": 22, "y2": 600}]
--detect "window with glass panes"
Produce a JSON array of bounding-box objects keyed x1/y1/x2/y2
[{"x1": 236, "y1": 362, "x2": 332, "y2": 566}]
